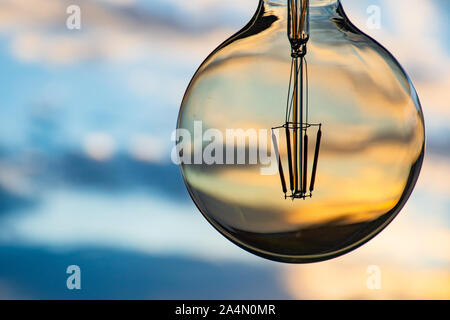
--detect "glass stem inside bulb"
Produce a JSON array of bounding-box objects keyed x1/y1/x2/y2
[
  {"x1": 288, "y1": 0, "x2": 310, "y2": 53},
  {"x1": 292, "y1": 0, "x2": 308, "y2": 198}
]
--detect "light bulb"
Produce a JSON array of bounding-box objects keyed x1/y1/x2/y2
[{"x1": 177, "y1": 0, "x2": 425, "y2": 263}]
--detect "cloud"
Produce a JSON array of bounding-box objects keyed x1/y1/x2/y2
[
  {"x1": 83, "y1": 131, "x2": 117, "y2": 161},
  {"x1": 0, "y1": 0, "x2": 238, "y2": 65},
  {"x1": 0, "y1": 189, "x2": 256, "y2": 263},
  {"x1": 128, "y1": 134, "x2": 168, "y2": 163}
]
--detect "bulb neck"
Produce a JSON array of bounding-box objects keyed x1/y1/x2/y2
[
  {"x1": 263, "y1": 0, "x2": 340, "y2": 22},
  {"x1": 262, "y1": 0, "x2": 342, "y2": 33},
  {"x1": 264, "y1": 0, "x2": 339, "y2": 6}
]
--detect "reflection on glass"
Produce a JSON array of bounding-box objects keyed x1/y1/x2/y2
[{"x1": 178, "y1": 0, "x2": 425, "y2": 262}]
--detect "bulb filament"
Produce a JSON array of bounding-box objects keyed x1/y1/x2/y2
[{"x1": 272, "y1": 0, "x2": 322, "y2": 200}]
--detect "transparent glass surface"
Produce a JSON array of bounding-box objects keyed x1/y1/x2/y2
[{"x1": 178, "y1": 0, "x2": 425, "y2": 262}]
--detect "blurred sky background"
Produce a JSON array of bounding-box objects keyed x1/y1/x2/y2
[{"x1": 0, "y1": 0, "x2": 448, "y2": 299}]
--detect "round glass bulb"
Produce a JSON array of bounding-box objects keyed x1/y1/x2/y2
[{"x1": 177, "y1": 0, "x2": 425, "y2": 263}]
